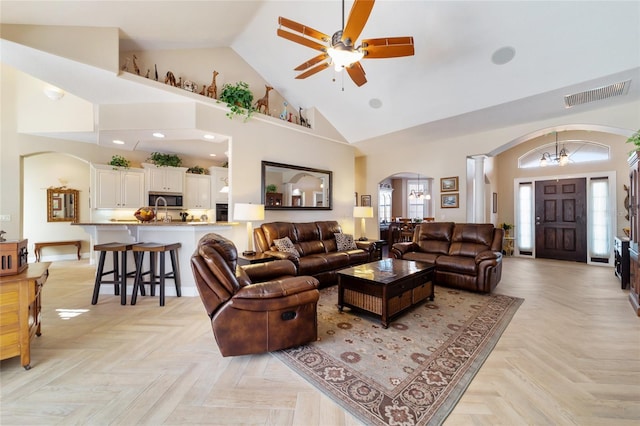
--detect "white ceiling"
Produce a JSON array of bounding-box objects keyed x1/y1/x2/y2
[{"x1": 1, "y1": 0, "x2": 639, "y2": 159}]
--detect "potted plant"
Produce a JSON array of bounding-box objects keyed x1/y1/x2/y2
[
  {"x1": 500, "y1": 223, "x2": 513, "y2": 236},
  {"x1": 218, "y1": 81, "x2": 255, "y2": 120},
  {"x1": 108, "y1": 155, "x2": 130, "y2": 168},
  {"x1": 147, "y1": 152, "x2": 182, "y2": 167},
  {"x1": 187, "y1": 165, "x2": 206, "y2": 174},
  {"x1": 266, "y1": 184, "x2": 277, "y2": 193},
  {"x1": 626, "y1": 129, "x2": 640, "y2": 152}
]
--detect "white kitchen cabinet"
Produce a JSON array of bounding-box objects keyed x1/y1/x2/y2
[
  {"x1": 184, "y1": 174, "x2": 211, "y2": 209},
  {"x1": 92, "y1": 164, "x2": 145, "y2": 209},
  {"x1": 143, "y1": 163, "x2": 187, "y2": 193},
  {"x1": 209, "y1": 166, "x2": 229, "y2": 203}
]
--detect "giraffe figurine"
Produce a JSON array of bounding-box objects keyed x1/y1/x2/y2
[
  {"x1": 133, "y1": 55, "x2": 140, "y2": 75},
  {"x1": 206, "y1": 71, "x2": 219, "y2": 99},
  {"x1": 254, "y1": 85, "x2": 273, "y2": 114}
]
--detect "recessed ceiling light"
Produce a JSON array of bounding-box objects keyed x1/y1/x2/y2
[
  {"x1": 112, "y1": 139, "x2": 125, "y2": 145},
  {"x1": 152, "y1": 132, "x2": 165, "y2": 138},
  {"x1": 491, "y1": 46, "x2": 516, "y2": 65},
  {"x1": 203, "y1": 134, "x2": 216, "y2": 140},
  {"x1": 209, "y1": 153, "x2": 217, "y2": 157}
]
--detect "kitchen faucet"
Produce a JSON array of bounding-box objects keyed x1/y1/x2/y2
[{"x1": 154, "y1": 196, "x2": 168, "y2": 222}]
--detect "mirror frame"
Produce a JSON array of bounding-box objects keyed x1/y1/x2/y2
[
  {"x1": 261, "y1": 161, "x2": 332, "y2": 210},
  {"x1": 47, "y1": 187, "x2": 79, "y2": 222}
]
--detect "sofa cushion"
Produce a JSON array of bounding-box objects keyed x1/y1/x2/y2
[
  {"x1": 273, "y1": 237, "x2": 300, "y2": 257},
  {"x1": 335, "y1": 233, "x2": 358, "y2": 251},
  {"x1": 322, "y1": 251, "x2": 351, "y2": 269},
  {"x1": 435, "y1": 254, "x2": 478, "y2": 275},
  {"x1": 344, "y1": 249, "x2": 370, "y2": 264},
  {"x1": 415, "y1": 222, "x2": 454, "y2": 255},
  {"x1": 448, "y1": 224, "x2": 495, "y2": 257},
  {"x1": 297, "y1": 255, "x2": 329, "y2": 275},
  {"x1": 402, "y1": 251, "x2": 440, "y2": 264}
]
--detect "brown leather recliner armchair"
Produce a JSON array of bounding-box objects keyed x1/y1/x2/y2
[{"x1": 191, "y1": 233, "x2": 320, "y2": 357}]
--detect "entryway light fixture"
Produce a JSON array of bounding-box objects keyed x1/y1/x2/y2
[{"x1": 540, "y1": 132, "x2": 569, "y2": 167}]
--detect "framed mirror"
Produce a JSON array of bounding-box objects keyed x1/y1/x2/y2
[
  {"x1": 261, "y1": 161, "x2": 332, "y2": 210},
  {"x1": 47, "y1": 187, "x2": 79, "y2": 222}
]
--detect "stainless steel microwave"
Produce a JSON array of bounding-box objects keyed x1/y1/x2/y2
[{"x1": 149, "y1": 192, "x2": 183, "y2": 208}]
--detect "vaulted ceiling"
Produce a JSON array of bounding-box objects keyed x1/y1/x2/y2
[{"x1": 2, "y1": 0, "x2": 639, "y2": 155}]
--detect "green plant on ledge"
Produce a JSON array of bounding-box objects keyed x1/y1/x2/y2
[
  {"x1": 187, "y1": 165, "x2": 206, "y2": 175},
  {"x1": 218, "y1": 81, "x2": 255, "y2": 120},
  {"x1": 626, "y1": 129, "x2": 640, "y2": 151},
  {"x1": 148, "y1": 152, "x2": 182, "y2": 167},
  {"x1": 108, "y1": 155, "x2": 130, "y2": 168}
]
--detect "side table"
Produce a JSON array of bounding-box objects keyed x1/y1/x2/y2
[
  {"x1": 238, "y1": 253, "x2": 277, "y2": 266},
  {"x1": 503, "y1": 237, "x2": 515, "y2": 256}
]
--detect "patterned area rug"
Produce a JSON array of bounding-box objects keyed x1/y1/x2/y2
[{"x1": 273, "y1": 285, "x2": 523, "y2": 426}]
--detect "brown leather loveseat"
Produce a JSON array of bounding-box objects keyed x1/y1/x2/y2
[
  {"x1": 191, "y1": 233, "x2": 320, "y2": 357},
  {"x1": 254, "y1": 221, "x2": 373, "y2": 287},
  {"x1": 391, "y1": 222, "x2": 504, "y2": 293}
]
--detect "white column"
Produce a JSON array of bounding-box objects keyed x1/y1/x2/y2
[{"x1": 473, "y1": 155, "x2": 487, "y2": 223}]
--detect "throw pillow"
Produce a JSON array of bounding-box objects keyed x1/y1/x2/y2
[
  {"x1": 273, "y1": 236, "x2": 300, "y2": 257},
  {"x1": 335, "y1": 233, "x2": 358, "y2": 251}
]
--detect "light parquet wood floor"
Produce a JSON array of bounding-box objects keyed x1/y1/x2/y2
[{"x1": 1, "y1": 257, "x2": 639, "y2": 425}]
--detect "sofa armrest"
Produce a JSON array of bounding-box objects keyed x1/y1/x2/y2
[
  {"x1": 390, "y1": 242, "x2": 418, "y2": 259},
  {"x1": 264, "y1": 249, "x2": 300, "y2": 263},
  {"x1": 475, "y1": 250, "x2": 502, "y2": 263},
  {"x1": 355, "y1": 240, "x2": 375, "y2": 253},
  {"x1": 234, "y1": 276, "x2": 319, "y2": 299},
  {"x1": 242, "y1": 259, "x2": 298, "y2": 283}
]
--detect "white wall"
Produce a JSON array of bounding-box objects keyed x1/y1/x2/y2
[{"x1": 23, "y1": 153, "x2": 91, "y2": 261}]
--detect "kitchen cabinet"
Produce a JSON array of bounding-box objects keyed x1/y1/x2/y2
[
  {"x1": 143, "y1": 163, "x2": 187, "y2": 193},
  {"x1": 209, "y1": 166, "x2": 229, "y2": 203},
  {"x1": 184, "y1": 174, "x2": 211, "y2": 209},
  {"x1": 92, "y1": 164, "x2": 145, "y2": 209}
]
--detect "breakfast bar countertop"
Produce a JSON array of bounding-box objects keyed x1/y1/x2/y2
[{"x1": 72, "y1": 221, "x2": 235, "y2": 226}]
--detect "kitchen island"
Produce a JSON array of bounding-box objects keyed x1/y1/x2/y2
[{"x1": 73, "y1": 221, "x2": 242, "y2": 298}]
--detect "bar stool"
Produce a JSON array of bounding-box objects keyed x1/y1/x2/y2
[
  {"x1": 91, "y1": 242, "x2": 140, "y2": 305},
  {"x1": 131, "y1": 243, "x2": 182, "y2": 306}
]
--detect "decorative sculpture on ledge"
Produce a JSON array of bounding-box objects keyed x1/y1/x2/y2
[{"x1": 255, "y1": 85, "x2": 273, "y2": 114}]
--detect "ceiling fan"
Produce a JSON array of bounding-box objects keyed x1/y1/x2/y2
[{"x1": 277, "y1": 0, "x2": 415, "y2": 87}]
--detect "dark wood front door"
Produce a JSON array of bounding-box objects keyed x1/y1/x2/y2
[{"x1": 535, "y1": 178, "x2": 587, "y2": 262}]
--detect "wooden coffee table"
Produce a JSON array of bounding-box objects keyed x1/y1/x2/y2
[{"x1": 337, "y1": 258, "x2": 435, "y2": 328}]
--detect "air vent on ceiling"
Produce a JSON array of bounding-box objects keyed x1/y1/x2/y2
[{"x1": 564, "y1": 80, "x2": 631, "y2": 108}]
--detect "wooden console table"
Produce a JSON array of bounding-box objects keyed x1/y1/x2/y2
[
  {"x1": 0, "y1": 262, "x2": 50, "y2": 369},
  {"x1": 34, "y1": 240, "x2": 82, "y2": 262}
]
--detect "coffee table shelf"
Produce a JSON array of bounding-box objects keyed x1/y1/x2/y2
[{"x1": 337, "y1": 258, "x2": 434, "y2": 328}]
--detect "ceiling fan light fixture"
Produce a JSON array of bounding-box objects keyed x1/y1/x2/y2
[{"x1": 327, "y1": 43, "x2": 364, "y2": 71}]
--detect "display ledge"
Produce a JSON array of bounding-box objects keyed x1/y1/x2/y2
[{"x1": 73, "y1": 221, "x2": 236, "y2": 226}]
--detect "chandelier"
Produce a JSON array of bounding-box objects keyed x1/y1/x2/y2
[
  {"x1": 409, "y1": 175, "x2": 431, "y2": 200},
  {"x1": 539, "y1": 132, "x2": 569, "y2": 167}
]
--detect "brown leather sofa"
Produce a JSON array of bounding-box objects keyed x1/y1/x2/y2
[
  {"x1": 254, "y1": 221, "x2": 373, "y2": 287},
  {"x1": 191, "y1": 233, "x2": 320, "y2": 357},
  {"x1": 391, "y1": 222, "x2": 504, "y2": 293}
]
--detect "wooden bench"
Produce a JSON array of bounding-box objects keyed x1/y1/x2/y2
[{"x1": 34, "y1": 240, "x2": 82, "y2": 262}]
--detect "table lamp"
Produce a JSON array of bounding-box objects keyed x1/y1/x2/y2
[
  {"x1": 353, "y1": 206, "x2": 374, "y2": 241},
  {"x1": 234, "y1": 203, "x2": 265, "y2": 255}
]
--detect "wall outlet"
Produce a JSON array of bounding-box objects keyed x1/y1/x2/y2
[{"x1": 0, "y1": 214, "x2": 10, "y2": 221}]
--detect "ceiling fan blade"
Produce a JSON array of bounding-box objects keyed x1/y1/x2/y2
[
  {"x1": 342, "y1": 0, "x2": 375, "y2": 45},
  {"x1": 294, "y1": 53, "x2": 329, "y2": 71},
  {"x1": 278, "y1": 17, "x2": 330, "y2": 42},
  {"x1": 277, "y1": 29, "x2": 327, "y2": 52},
  {"x1": 296, "y1": 62, "x2": 330, "y2": 79},
  {"x1": 362, "y1": 37, "x2": 415, "y2": 58},
  {"x1": 346, "y1": 61, "x2": 367, "y2": 87}
]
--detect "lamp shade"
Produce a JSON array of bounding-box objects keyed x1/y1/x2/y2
[
  {"x1": 353, "y1": 206, "x2": 373, "y2": 218},
  {"x1": 234, "y1": 203, "x2": 265, "y2": 221}
]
